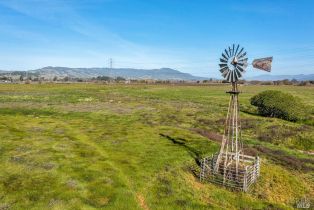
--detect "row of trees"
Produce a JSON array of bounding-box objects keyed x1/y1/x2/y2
[
  {"x1": 247, "y1": 79, "x2": 314, "y2": 86},
  {"x1": 200, "y1": 79, "x2": 314, "y2": 86},
  {"x1": 0, "y1": 74, "x2": 313, "y2": 85},
  {"x1": 0, "y1": 75, "x2": 127, "y2": 83}
]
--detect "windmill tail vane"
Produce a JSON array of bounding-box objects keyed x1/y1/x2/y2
[{"x1": 252, "y1": 57, "x2": 273, "y2": 72}]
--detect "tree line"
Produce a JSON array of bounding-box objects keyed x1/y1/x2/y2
[{"x1": 0, "y1": 73, "x2": 313, "y2": 86}]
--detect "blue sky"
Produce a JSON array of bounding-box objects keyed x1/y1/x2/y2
[{"x1": 0, "y1": 0, "x2": 313, "y2": 78}]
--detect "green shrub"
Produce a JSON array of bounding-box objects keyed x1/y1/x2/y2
[{"x1": 250, "y1": 90, "x2": 306, "y2": 121}]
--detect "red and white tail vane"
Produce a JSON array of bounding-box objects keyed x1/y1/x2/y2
[{"x1": 252, "y1": 57, "x2": 273, "y2": 72}]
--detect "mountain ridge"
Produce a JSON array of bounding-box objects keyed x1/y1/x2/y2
[
  {"x1": 1, "y1": 67, "x2": 314, "y2": 81},
  {"x1": 27, "y1": 66, "x2": 207, "y2": 80}
]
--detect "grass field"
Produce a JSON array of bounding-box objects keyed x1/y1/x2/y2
[{"x1": 0, "y1": 83, "x2": 313, "y2": 210}]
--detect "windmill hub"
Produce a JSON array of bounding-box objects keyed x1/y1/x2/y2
[{"x1": 231, "y1": 56, "x2": 238, "y2": 65}]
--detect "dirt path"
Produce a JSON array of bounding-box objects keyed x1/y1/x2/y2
[{"x1": 136, "y1": 193, "x2": 150, "y2": 210}]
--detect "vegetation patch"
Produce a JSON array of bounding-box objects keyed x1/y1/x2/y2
[
  {"x1": 250, "y1": 90, "x2": 307, "y2": 121},
  {"x1": 252, "y1": 163, "x2": 311, "y2": 206},
  {"x1": 256, "y1": 124, "x2": 314, "y2": 151}
]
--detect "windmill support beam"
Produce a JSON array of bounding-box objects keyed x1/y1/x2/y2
[
  {"x1": 201, "y1": 44, "x2": 268, "y2": 192},
  {"x1": 200, "y1": 82, "x2": 260, "y2": 192}
]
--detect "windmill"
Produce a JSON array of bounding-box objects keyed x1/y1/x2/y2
[{"x1": 200, "y1": 44, "x2": 273, "y2": 192}]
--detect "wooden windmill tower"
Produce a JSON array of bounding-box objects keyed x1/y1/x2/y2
[{"x1": 200, "y1": 44, "x2": 273, "y2": 191}]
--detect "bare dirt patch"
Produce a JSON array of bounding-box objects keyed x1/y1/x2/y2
[
  {"x1": 243, "y1": 145, "x2": 314, "y2": 172},
  {"x1": 55, "y1": 102, "x2": 154, "y2": 114},
  {"x1": 257, "y1": 124, "x2": 312, "y2": 143},
  {"x1": 191, "y1": 128, "x2": 222, "y2": 143},
  {"x1": 136, "y1": 193, "x2": 150, "y2": 210}
]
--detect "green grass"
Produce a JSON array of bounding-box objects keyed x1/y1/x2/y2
[{"x1": 0, "y1": 83, "x2": 313, "y2": 209}]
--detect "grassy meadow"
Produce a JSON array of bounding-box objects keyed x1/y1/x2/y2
[{"x1": 0, "y1": 83, "x2": 313, "y2": 210}]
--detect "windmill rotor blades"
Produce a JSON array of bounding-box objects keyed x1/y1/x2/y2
[
  {"x1": 222, "y1": 53, "x2": 228, "y2": 60},
  {"x1": 238, "y1": 63, "x2": 248, "y2": 69},
  {"x1": 238, "y1": 58, "x2": 248, "y2": 63},
  {"x1": 218, "y1": 44, "x2": 249, "y2": 83},
  {"x1": 220, "y1": 58, "x2": 227, "y2": 63},
  {"x1": 234, "y1": 44, "x2": 240, "y2": 56},
  {"x1": 222, "y1": 70, "x2": 229, "y2": 77},
  {"x1": 219, "y1": 67, "x2": 228, "y2": 73},
  {"x1": 238, "y1": 56, "x2": 248, "y2": 68},
  {"x1": 219, "y1": 66, "x2": 228, "y2": 73},
  {"x1": 234, "y1": 70, "x2": 240, "y2": 81},
  {"x1": 238, "y1": 51, "x2": 247, "y2": 59},
  {"x1": 235, "y1": 68, "x2": 242, "y2": 78},
  {"x1": 226, "y1": 71, "x2": 231, "y2": 81},
  {"x1": 237, "y1": 47, "x2": 244, "y2": 57},
  {"x1": 236, "y1": 65, "x2": 245, "y2": 72},
  {"x1": 237, "y1": 62, "x2": 247, "y2": 67},
  {"x1": 225, "y1": 49, "x2": 230, "y2": 57},
  {"x1": 231, "y1": 71, "x2": 235, "y2": 82},
  {"x1": 220, "y1": 69, "x2": 228, "y2": 74}
]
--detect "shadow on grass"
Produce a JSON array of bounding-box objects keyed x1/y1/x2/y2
[
  {"x1": 159, "y1": 133, "x2": 201, "y2": 165},
  {"x1": 0, "y1": 108, "x2": 55, "y2": 116}
]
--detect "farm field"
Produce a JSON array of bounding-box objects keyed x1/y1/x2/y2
[{"x1": 0, "y1": 83, "x2": 313, "y2": 210}]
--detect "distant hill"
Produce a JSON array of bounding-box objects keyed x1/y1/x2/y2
[
  {"x1": 24, "y1": 66, "x2": 207, "y2": 81},
  {"x1": 246, "y1": 74, "x2": 314, "y2": 81},
  {"x1": 2, "y1": 67, "x2": 313, "y2": 81}
]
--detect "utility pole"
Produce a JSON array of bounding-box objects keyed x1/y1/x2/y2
[
  {"x1": 109, "y1": 58, "x2": 113, "y2": 70},
  {"x1": 9, "y1": 71, "x2": 12, "y2": 83},
  {"x1": 26, "y1": 70, "x2": 29, "y2": 83},
  {"x1": 109, "y1": 58, "x2": 113, "y2": 83}
]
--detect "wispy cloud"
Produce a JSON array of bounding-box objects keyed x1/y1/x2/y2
[
  {"x1": 2, "y1": 1, "x2": 311, "y2": 77},
  {"x1": 0, "y1": 0, "x2": 131, "y2": 46},
  {"x1": 0, "y1": 23, "x2": 48, "y2": 42},
  {"x1": 0, "y1": 0, "x2": 193, "y2": 72}
]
